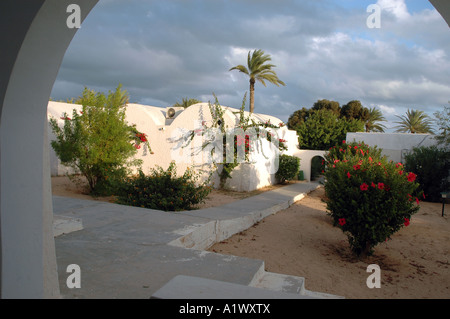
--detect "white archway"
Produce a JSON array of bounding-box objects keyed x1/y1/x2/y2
[
  {"x1": 0, "y1": 0, "x2": 98, "y2": 298},
  {"x1": 0, "y1": 0, "x2": 448, "y2": 299},
  {"x1": 293, "y1": 150, "x2": 327, "y2": 182}
]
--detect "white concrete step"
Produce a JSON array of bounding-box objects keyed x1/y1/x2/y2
[{"x1": 251, "y1": 271, "x2": 344, "y2": 299}]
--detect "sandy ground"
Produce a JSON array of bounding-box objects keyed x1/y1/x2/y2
[
  {"x1": 52, "y1": 175, "x2": 450, "y2": 299},
  {"x1": 51, "y1": 175, "x2": 289, "y2": 208},
  {"x1": 209, "y1": 187, "x2": 450, "y2": 299}
]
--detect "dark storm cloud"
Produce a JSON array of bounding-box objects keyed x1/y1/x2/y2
[{"x1": 52, "y1": 0, "x2": 450, "y2": 127}]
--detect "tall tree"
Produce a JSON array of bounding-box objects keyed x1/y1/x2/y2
[
  {"x1": 365, "y1": 107, "x2": 387, "y2": 132},
  {"x1": 229, "y1": 49, "x2": 285, "y2": 113},
  {"x1": 434, "y1": 104, "x2": 450, "y2": 147},
  {"x1": 394, "y1": 109, "x2": 434, "y2": 134},
  {"x1": 312, "y1": 99, "x2": 341, "y2": 116},
  {"x1": 341, "y1": 100, "x2": 370, "y2": 122}
]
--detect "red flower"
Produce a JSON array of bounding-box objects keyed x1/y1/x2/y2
[
  {"x1": 423, "y1": 193, "x2": 426, "y2": 199},
  {"x1": 279, "y1": 138, "x2": 287, "y2": 143},
  {"x1": 338, "y1": 218, "x2": 346, "y2": 226},
  {"x1": 347, "y1": 172, "x2": 351, "y2": 179},
  {"x1": 368, "y1": 157, "x2": 373, "y2": 163},
  {"x1": 134, "y1": 144, "x2": 141, "y2": 149},
  {"x1": 404, "y1": 218, "x2": 410, "y2": 227},
  {"x1": 342, "y1": 140, "x2": 346, "y2": 144},
  {"x1": 354, "y1": 146, "x2": 358, "y2": 149},
  {"x1": 360, "y1": 149, "x2": 364, "y2": 155},
  {"x1": 407, "y1": 172, "x2": 417, "y2": 182},
  {"x1": 371, "y1": 182, "x2": 376, "y2": 188},
  {"x1": 353, "y1": 164, "x2": 361, "y2": 170},
  {"x1": 378, "y1": 183, "x2": 385, "y2": 190},
  {"x1": 60, "y1": 117, "x2": 71, "y2": 120},
  {"x1": 415, "y1": 197, "x2": 420, "y2": 205},
  {"x1": 396, "y1": 163, "x2": 403, "y2": 168},
  {"x1": 360, "y1": 183, "x2": 369, "y2": 191},
  {"x1": 399, "y1": 170, "x2": 403, "y2": 175}
]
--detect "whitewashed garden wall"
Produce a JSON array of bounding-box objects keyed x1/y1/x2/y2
[
  {"x1": 47, "y1": 101, "x2": 301, "y2": 191},
  {"x1": 346, "y1": 132, "x2": 439, "y2": 163}
]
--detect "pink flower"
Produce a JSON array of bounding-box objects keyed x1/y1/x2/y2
[{"x1": 338, "y1": 218, "x2": 346, "y2": 226}]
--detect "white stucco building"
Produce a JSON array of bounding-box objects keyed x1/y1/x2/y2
[
  {"x1": 47, "y1": 101, "x2": 300, "y2": 191},
  {"x1": 346, "y1": 132, "x2": 440, "y2": 163}
]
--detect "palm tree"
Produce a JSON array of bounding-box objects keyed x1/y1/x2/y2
[
  {"x1": 229, "y1": 49, "x2": 285, "y2": 113},
  {"x1": 365, "y1": 107, "x2": 387, "y2": 132},
  {"x1": 394, "y1": 109, "x2": 434, "y2": 134}
]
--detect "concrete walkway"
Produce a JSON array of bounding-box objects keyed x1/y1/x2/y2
[{"x1": 53, "y1": 181, "x2": 339, "y2": 299}]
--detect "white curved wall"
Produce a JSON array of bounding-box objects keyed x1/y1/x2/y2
[{"x1": 48, "y1": 101, "x2": 299, "y2": 191}]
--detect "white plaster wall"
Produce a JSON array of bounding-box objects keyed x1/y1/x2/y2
[
  {"x1": 293, "y1": 150, "x2": 326, "y2": 182},
  {"x1": 47, "y1": 101, "x2": 299, "y2": 191},
  {"x1": 346, "y1": 132, "x2": 439, "y2": 163}
]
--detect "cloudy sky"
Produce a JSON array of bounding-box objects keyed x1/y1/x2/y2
[{"x1": 51, "y1": 0, "x2": 450, "y2": 131}]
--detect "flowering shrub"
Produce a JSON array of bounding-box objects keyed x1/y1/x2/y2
[
  {"x1": 49, "y1": 85, "x2": 152, "y2": 195},
  {"x1": 184, "y1": 94, "x2": 287, "y2": 188},
  {"x1": 115, "y1": 162, "x2": 212, "y2": 211},
  {"x1": 324, "y1": 141, "x2": 421, "y2": 257},
  {"x1": 276, "y1": 155, "x2": 300, "y2": 183}
]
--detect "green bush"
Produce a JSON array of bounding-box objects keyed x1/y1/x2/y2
[
  {"x1": 115, "y1": 162, "x2": 212, "y2": 211},
  {"x1": 311, "y1": 156, "x2": 325, "y2": 180},
  {"x1": 324, "y1": 141, "x2": 421, "y2": 257},
  {"x1": 404, "y1": 145, "x2": 450, "y2": 202},
  {"x1": 276, "y1": 155, "x2": 300, "y2": 183},
  {"x1": 49, "y1": 85, "x2": 149, "y2": 195}
]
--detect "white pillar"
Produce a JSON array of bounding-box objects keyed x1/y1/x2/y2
[{"x1": 0, "y1": 0, "x2": 98, "y2": 298}]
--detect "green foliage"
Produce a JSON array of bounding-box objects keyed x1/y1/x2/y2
[
  {"x1": 229, "y1": 49, "x2": 285, "y2": 113},
  {"x1": 324, "y1": 141, "x2": 421, "y2": 257},
  {"x1": 49, "y1": 85, "x2": 150, "y2": 195},
  {"x1": 312, "y1": 99, "x2": 341, "y2": 116},
  {"x1": 394, "y1": 109, "x2": 434, "y2": 134},
  {"x1": 288, "y1": 99, "x2": 372, "y2": 150},
  {"x1": 310, "y1": 156, "x2": 324, "y2": 180},
  {"x1": 341, "y1": 100, "x2": 370, "y2": 122},
  {"x1": 404, "y1": 145, "x2": 450, "y2": 202},
  {"x1": 276, "y1": 155, "x2": 300, "y2": 183},
  {"x1": 365, "y1": 107, "x2": 387, "y2": 132},
  {"x1": 173, "y1": 97, "x2": 202, "y2": 108},
  {"x1": 115, "y1": 162, "x2": 212, "y2": 211},
  {"x1": 434, "y1": 105, "x2": 450, "y2": 147},
  {"x1": 183, "y1": 94, "x2": 287, "y2": 189},
  {"x1": 295, "y1": 109, "x2": 364, "y2": 150}
]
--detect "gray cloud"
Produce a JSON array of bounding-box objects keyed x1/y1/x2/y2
[{"x1": 51, "y1": 0, "x2": 450, "y2": 128}]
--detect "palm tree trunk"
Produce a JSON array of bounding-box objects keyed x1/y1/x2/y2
[{"x1": 249, "y1": 78, "x2": 255, "y2": 113}]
